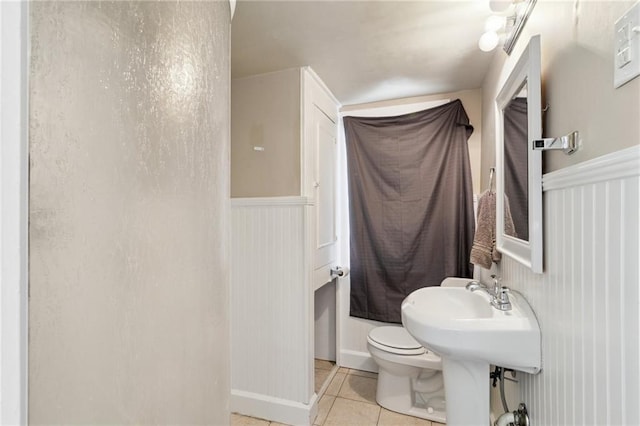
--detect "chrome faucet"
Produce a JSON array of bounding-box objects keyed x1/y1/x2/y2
[
  {"x1": 465, "y1": 275, "x2": 512, "y2": 311},
  {"x1": 492, "y1": 287, "x2": 512, "y2": 311},
  {"x1": 465, "y1": 280, "x2": 488, "y2": 292}
]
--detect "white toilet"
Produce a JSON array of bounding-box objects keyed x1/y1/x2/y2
[
  {"x1": 366, "y1": 278, "x2": 471, "y2": 422},
  {"x1": 367, "y1": 326, "x2": 446, "y2": 423}
]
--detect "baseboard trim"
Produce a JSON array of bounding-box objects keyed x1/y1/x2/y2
[
  {"x1": 339, "y1": 350, "x2": 378, "y2": 373},
  {"x1": 231, "y1": 389, "x2": 318, "y2": 426}
]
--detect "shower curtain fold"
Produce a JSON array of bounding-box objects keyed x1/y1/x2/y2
[{"x1": 344, "y1": 99, "x2": 475, "y2": 323}]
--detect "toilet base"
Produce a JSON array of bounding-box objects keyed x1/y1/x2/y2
[{"x1": 376, "y1": 369, "x2": 446, "y2": 424}]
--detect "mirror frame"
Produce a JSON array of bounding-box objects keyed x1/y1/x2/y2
[{"x1": 495, "y1": 35, "x2": 543, "y2": 273}]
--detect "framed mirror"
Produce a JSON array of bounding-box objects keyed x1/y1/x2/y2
[{"x1": 495, "y1": 35, "x2": 543, "y2": 273}]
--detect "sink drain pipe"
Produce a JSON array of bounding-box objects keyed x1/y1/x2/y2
[{"x1": 495, "y1": 403, "x2": 530, "y2": 426}]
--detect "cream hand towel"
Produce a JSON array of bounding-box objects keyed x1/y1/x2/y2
[{"x1": 470, "y1": 190, "x2": 496, "y2": 269}]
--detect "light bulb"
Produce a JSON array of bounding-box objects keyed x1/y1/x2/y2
[
  {"x1": 485, "y1": 15, "x2": 506, "y2": 32},
  {"x1": 478, "y1": 31, "x2": 500, "y2": 52},
  {"x1": 489, "y1": 0, "x2": 511, "y2": 12}
]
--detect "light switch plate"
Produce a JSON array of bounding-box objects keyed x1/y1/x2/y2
[{"x1": 614, "y1": 1, "x2": 640, "y2": 88}]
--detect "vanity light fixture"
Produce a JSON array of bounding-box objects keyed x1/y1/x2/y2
[{"x1": 479, "y1": 0, "x2": 537, "y2": 54}]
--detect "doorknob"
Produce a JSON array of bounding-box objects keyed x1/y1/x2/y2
[{"x1": 330, "y1": 266, "x2": 350, "y2": 279}]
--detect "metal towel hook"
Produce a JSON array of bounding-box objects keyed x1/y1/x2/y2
[{"x1": 488, "y1": 167, "x2": 496, "y2": 193}]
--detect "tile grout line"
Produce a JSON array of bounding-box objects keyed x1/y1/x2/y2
[
  {"x1": 318, "y1": 394, "x2": 337, "y2": 426},
  {"x1": 315, "y1": 363, "x2": 338, "y2": 426},
  {"x1": 376, "y1": 402, "x2": 383, "y2": 426}
]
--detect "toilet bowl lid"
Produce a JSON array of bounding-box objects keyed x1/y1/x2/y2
[{"x1": 368, "y1": 326, "x2": 425, "y2": 354}]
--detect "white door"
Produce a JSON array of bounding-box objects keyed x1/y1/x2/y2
[
  {"x1": 311, "y1": 104, "x2": 338, "y2": 290},
  {"x1": 1, "y1": 2, "x2": 29, "y2": 423}
]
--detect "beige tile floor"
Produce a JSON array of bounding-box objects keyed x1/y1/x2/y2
[
  {"x1": 231, "y1": 366, "x2": 446, "y2": 426},
  {"x1": 314, "y1": 359, "x2": 335, "y2": 393}
]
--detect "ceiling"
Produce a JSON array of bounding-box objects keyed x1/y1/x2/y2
[{"x1": 231, "y1": 0, "x2": 497, "y2": 106}]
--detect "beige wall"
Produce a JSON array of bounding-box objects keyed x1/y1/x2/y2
[
  {"x1": 342, "y1": 89, "x2": 484, "y2": 195},
  {"x1": 231, "y1": 69, "x2": 301, "y2": 197},
  {"x1": 28, "y1": 2, "x2": 230, "y2": 424},
  {"x1": 481, "y1": 0, "x2": 640, "y2": 188}
]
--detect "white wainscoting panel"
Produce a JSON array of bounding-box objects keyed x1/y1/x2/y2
[
  {"x1": 501, "y1": 146, "x2": 639, "y2": 425},
  {"x1": 231, "y1": 197, "x2": 316, "y2": 425}
]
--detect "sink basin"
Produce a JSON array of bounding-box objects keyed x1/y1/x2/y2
[
  {"x1": 401, "y1": 286, "x2": 540, "y2": 373},
  {"x1": 401, "y1": 284, "x2": 541, "y2": 426}
]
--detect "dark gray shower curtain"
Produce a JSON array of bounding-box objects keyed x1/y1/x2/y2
[
  {"x1": 344, "y1": 99, "x2": 475, "y2": 323},
  {"x1": 504, "y1": 97, "x2": 529, "y2": 241}
]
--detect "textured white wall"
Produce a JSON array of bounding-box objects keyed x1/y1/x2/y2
[{"x1": 28, "y1": 2, "x2": 231, "y2": 423}]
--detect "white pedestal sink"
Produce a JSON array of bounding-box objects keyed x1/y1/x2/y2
[{"x1": 401, "y1": 286, "x2": 541, "y2": 426}]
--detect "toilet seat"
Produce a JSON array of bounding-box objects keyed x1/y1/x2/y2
[{"x1": 367, "y1": 326, "x2": 426, "y2": 356}]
